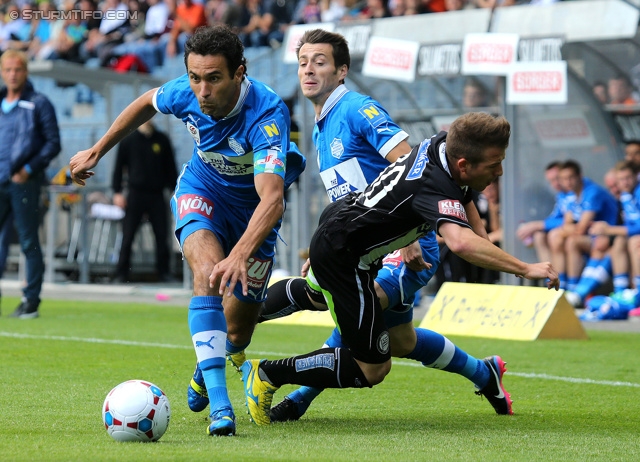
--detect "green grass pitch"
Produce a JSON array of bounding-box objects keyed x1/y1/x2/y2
[{"x1": 1, "y1": 297, "x2": 639, "y2": 461}]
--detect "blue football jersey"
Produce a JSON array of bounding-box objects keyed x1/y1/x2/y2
[
  {"x1": 313, "y1": 85, "x2": 409, "y2": 202},
  {"x1": 567, "y1": 177, "x2": 618, "y2": 225},
  {"x1": 153, "y1": 75, "x2": 305, "y2": 207}
]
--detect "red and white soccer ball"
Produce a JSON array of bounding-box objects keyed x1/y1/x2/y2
[{"x1": 102, "y1": 380, "x2": 171, "y2": 442}]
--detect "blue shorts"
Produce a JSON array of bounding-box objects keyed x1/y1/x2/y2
[
  {"x1": 375, "y1": 231, "x2": 439, "y2": 327},
  {"x1": 171, "y1": 166, "x2": 281, "y2": 304}
]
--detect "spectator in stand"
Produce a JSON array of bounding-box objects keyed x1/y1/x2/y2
[
  {"x1": 205, "y1": 0, "x2": 229, "y2": 25},
  {"x1": 317, "y1": 0, "x2": 348, "y2": 22},
  {"x1": 165, "y1": 0, "x2": 207, "y2": 57},
  {"x1": 444, "y1": 0, "x2": 467, "y2": 11},
  {"x1": 228, "y1": 0, "x2": 266, "y2": 48},
  {"x1": 566, "y1": 161, "x2": 639, "y2": 307},
  {"x1": 473, "y1": 0, "x2": 516, "y2": 9},
  {"x1": 608, "y1": 74, "x2": 639, "y2": 106},
  {"x1": 357, "y1": 0, "x2": 392, "y2": 19},
  {"x1": 592, "y1": 80, "x2": 608, "y2": 105},
  {"x1": 390, "y1": 0, "x2": 426, "y2": 15},
  {"x1": 516, "y1": 161, "x2": 572, "y2": 263},
  {"x1": 297, "y1": 0, "x2": 322, "y2": 24},
  {"x1": 0, "y1": 3, "x2": 31, "y2": 52},
  {"x1": 34, "y1": 8, "x2": 88, "y2": 62},
  {"x1": 548, "y1": 160, "x2": 618, "y2": 293},
  {"x1": 110, "y1": 0, "x2": 170, "y2": 71},
  {"x1": 77, "y1": 0, "x2": 102, "y2": 34},
  {"x1": 625, "y1": 141, "x2": 640, "y2": 178},
  {"x1": 260, "y1": 0, "x2": 296, "y2": 48},
  {"x1": 80, "y1": 0, "x2": 131, "y2": 64},
  {"x1": 476, "y1": 178, "x2": 502, "y2": 284}
]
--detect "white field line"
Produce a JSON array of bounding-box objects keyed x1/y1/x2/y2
[{"x1": 3, "y1": 331, "x2": 639, "y2": 388}]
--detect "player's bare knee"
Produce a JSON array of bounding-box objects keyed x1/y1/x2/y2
[{"x1": 360, "y1": 360, "x2": 392, "y2": 386}]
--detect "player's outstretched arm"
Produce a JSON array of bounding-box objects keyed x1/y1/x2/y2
[
  {"x1": 69, "y1": 89, "x2": 158, "y2": 185},
  {"x1": 209, "y1": 173, "x2": 285, "y2": 297},
  {"x1": 439, "y1": 221, "x2": 559, "y2": 290}
]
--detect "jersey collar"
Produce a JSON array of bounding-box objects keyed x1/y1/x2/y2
[
  {"x1": 317, "y1": 84, "x2": 349, "y2": 122},
  {"x1": 224, "y1": 77, "x2": 251, "y2": 119},
  {"x1": 439, "y1": 140, "x2": 468, "y2": 194}
]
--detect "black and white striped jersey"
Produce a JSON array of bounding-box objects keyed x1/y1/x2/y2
[{"x1": 318, "y1": 131, "x2": 474, "y2": 268}]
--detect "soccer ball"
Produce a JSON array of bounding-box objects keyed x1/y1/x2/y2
[{"x1": 102, "y1": 380, "x2": 171, "y2": 442}]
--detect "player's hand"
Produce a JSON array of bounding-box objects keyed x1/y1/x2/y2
[
  {"x1": 69, "y1": 149, "x2": 99, "y2": 186},
  {"x1": 400, "y1": 241, "x2": 431, "y2": 272},
  {"x1": 209, "y1": 253, "x2": 248, "y2": 298},
  {"x1": 521, "y1": 262, "x2": 559, "y2": 290},
  {"x1": 301, "y1": 258, "x2": 311, "y2": 277}
]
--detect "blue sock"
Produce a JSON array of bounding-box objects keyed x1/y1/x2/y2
[
  {"x1": 226, "y1": 338, "x2": 250, "y2": 355},
  {"x1": 613, "y1": 273, "x2": 630, "y2": 293},
  {"x1": 405, "y1": 328, "x2": 490, "y2": 389},
  {"x1": 559, "y1": 273, "x2": 567, "y2": 290},
  {"x1": 188, "y1": 296, "x2": 231, "y2": 414},
  {"x1": 286, "y1": 328, "x2": 345, "y2": 411},
  {"x1": 567, "y1": 276, "x2": 579, "y2": 292},
  {"x1": 574, "y1": 257, "x2": 611, "y2": 299}
]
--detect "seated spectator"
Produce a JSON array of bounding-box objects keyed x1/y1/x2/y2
[
  {"x1": 298, "y1": 0, "x2": 322, "y2": 24},
  {"x1": 608, "y1": 74, "x2": 639, "y2": 106},
  {"x1": 260, "y1": 0, "x2": 296, "y2": 48},
  {"x1": 592, "y1": 80, "x2": 608, "y2": 105},
  {"x1": 625, "y1": 141, "x2": 640, "y2": 178},
  {"x1": 319, "y1": 0, "x2": 349, "y2": 22},
  {"x1": 109, "y1": 0, "x2": 170, "y2": 71},
  {"x1": 516, "y1": 161, "x2": 573, "y2": 262},
  {"x1": 477, "y1": 178, "x2": 501, "y2": 284},
  {"x1": 548, "y1": 160, "x2": 618, "y2": 292},
  {"x1": 165, "y1": 0, "x2": 207, "y2": 57},
  {"x1": 80, "y1": 0, "x2": 132, "y2": 64},
  {"x1": 357, "y1": 0, "x2": 392, "y2": 19},
  {"x1": 390, "y1": 0, "x2": 427, "y2": 15},
  {"x1": 205, "y1": 0, "x2": 229, "y2": 25},
  {"x1": 472, "y1": 0, "x2": 516, "y2": 8},
  {"x1": 34, "y1": 10, "x2": 88, "y2": 62},
  {"x1": 566, "y1": 161, "x2": 639, "y2": 306},
  {"x1": 1, "y1": 3, "x2": 32, "y2": 52}
]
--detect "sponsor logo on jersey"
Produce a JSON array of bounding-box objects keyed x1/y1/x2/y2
[
  {"x1": 228, "y1": 137, "x2": 245, "y2": 156},
  {"x1": 330, "y1": 138, "x2": 344, "y2": 159},
  {"x1": 246, "y1": 257, "x2": 271, "y2": 290},
  {"x1": 258, "y1": 119, "x2": 282, "y2": 146},
  {"x1": 255, "y1": 150, "x2": 285, "y2": 175},
  {"x1": 358, "y1": 103, "x2": 388, "y2": 128},
  {"x1": 408, "y1": 139, "x2": 431, "y2": 180},
  {"x1": 178, "y1": 194, "x2": 214, "y2": 220},
  {"x1": 197, "y1": 149, "x2": 253, "y2": 176},
  {"x1": 295, "y1": 353, "x2": 335, "y2": 372},
  {"x1": 381, "y1": 249, "x2": 403, "y2": 268},
  {"x1": 326, "y1": 171, "x2": 359, "y2": 202},
  {"x1": 438, "y1": 200, "x2": 468, "y2": 221}
]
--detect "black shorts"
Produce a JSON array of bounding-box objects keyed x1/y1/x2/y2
[{"x1": 308, "y1": 226, "x2": 390, "y2": 365}]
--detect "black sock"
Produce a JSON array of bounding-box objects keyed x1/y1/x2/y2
[
  {"x1": 258, "y1": 277, "x2": 324, "y2": 323},
  {"x1": 259, "y1": 347, "x2": 371, "y2": 389}
]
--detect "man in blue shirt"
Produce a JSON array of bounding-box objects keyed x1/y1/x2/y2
[
  {"x1": 258, "y1": 29, "x2": 512, "y2": 423},
  {"x1": 70, "y1": 25, "x2": 305, "y2": 437},
  {"x1": 548, "y1": 160, "x2": 618, "y2": 296},
  {"x1": 0, "y1": 49, "x2": 61, "y2": 319}
]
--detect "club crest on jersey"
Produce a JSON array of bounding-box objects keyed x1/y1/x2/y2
[
  {"x1": 228, "y1": 137, "x2": 245, "y2": 156},
  {"x1": 259, "y1": 119, "x2": 282, "y2": 146},
  {"x1": 178, "y1": 194, "x2": 214, "y2": 220},
  {"x1": 438, "y1": 199, "x2": 468, "y2": 221},
  {"x1": 186, "y1": 119, "x2": 200, "y2": 145},
  {"x1": 330, "y1": 138, "x2": 344, "y2": 159},
  {"x1": 358, "y1": 103, "x2": 387, "y2": 128}
]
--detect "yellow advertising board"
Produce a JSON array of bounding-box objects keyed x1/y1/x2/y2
[{"x1": 419, "y1": 282, "x2": 588, "y2": 341}]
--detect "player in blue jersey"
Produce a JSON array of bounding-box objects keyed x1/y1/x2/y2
[
  {"x1": 516, "y1": 161, "x2": 576, "y2": 262},
  {"x1": 69, "y1": 25, "x2": 306, "y2": 437},
  {"x1": 547, "y1": 160, "x2": 618, "y2": 301},
  {"x1": 255, "y1": 29, "x2": 513, "y2": 423}
]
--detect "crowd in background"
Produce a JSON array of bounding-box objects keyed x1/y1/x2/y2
[{"x1": 0, "y1": 0, "x2": 561, "y2": 72}]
